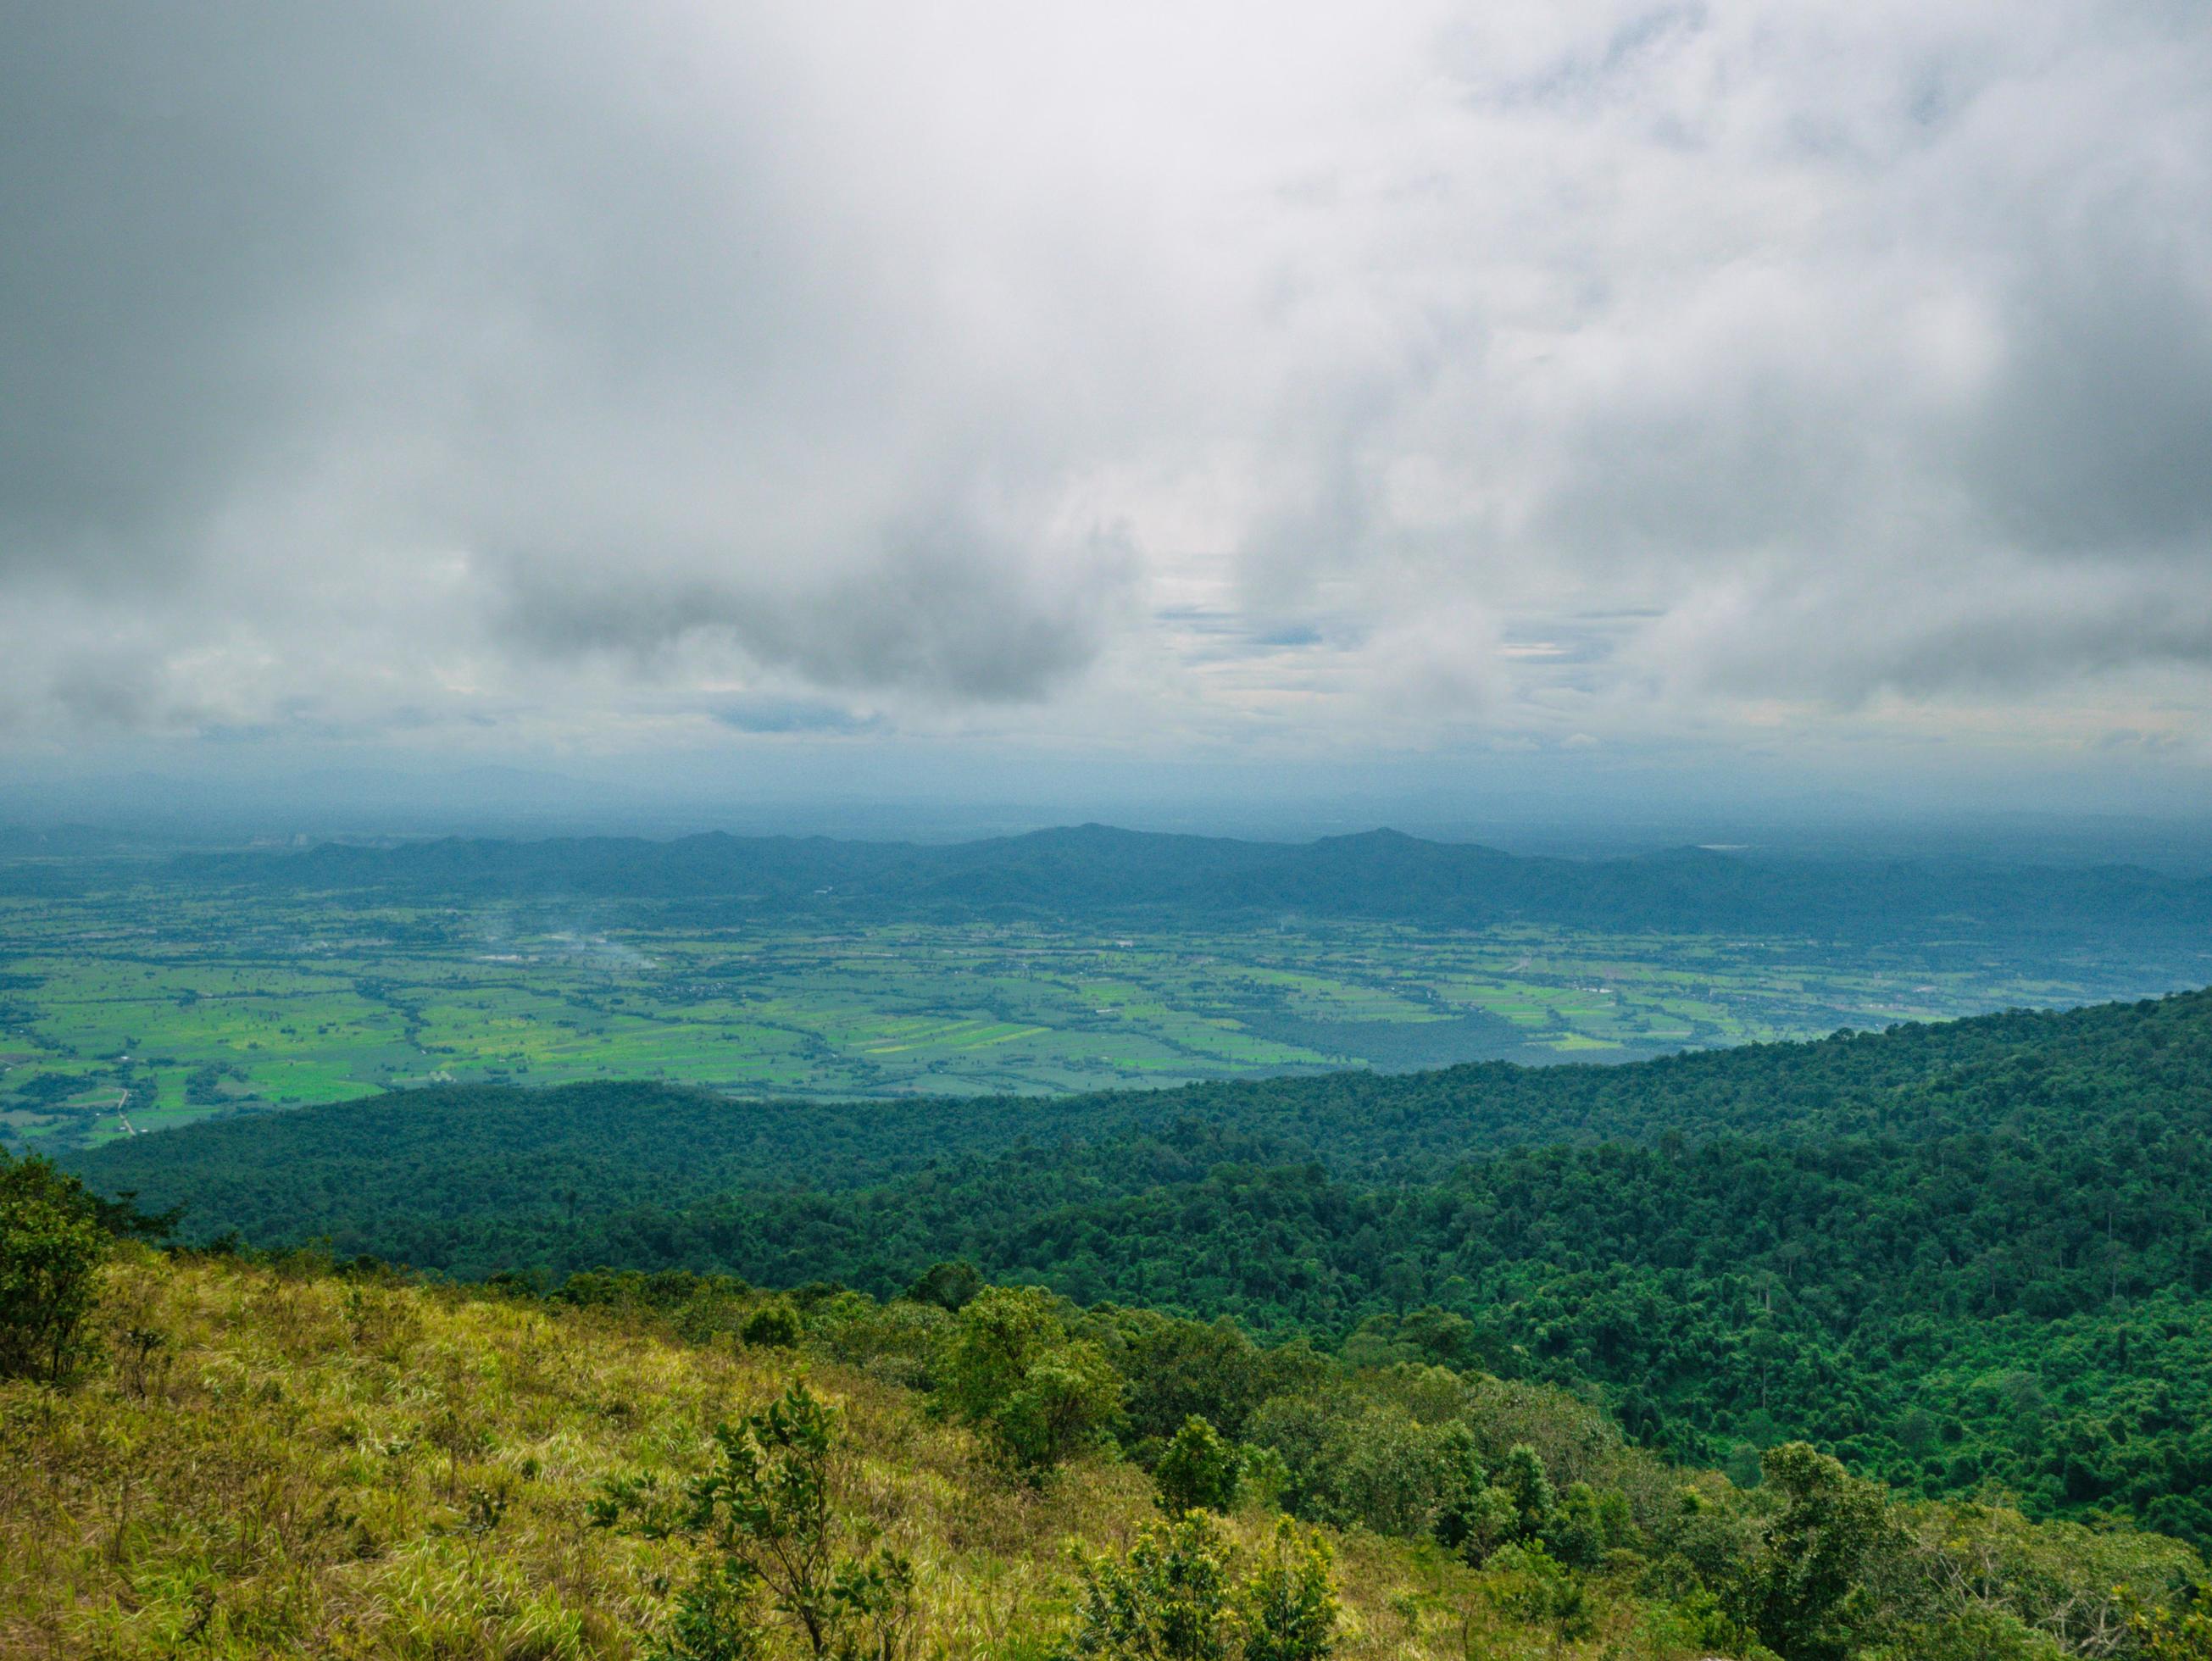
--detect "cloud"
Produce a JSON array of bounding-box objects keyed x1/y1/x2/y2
[
  {"x1": 1954, "y1": 219, "x2": 2212, "y2": 557},
  {"x1": 1631, "y1": 558, "x2": 2212, "y2": 707},
  {"x1": 0, "y1": 1, "x2": 2207, "y2": 772},
  {"x1": 492, "y1": 503, "x2": 1139, "y2": 703}
]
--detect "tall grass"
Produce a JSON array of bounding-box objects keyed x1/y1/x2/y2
[{"x1": 2, "y1": 1247, "x2": 1700, "y2": 1658}]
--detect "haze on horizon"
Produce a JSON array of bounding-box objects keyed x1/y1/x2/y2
[{"x1": 4, "y1": 2, "x2": 2210, "y2": 823}]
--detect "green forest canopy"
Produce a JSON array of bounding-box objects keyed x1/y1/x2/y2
[{"x1": 71, "y1": 987, "x2": 2212, "y2": 1547}]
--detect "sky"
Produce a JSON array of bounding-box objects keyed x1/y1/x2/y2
[{"x1": 3, "y1": 2, "x2": 2210, "y2": 821}]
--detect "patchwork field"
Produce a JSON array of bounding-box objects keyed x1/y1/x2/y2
[{"x1": 3, "y1": 870, "x2": 2185, "y2": 1152}]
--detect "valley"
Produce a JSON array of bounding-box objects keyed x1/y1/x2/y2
[{"x1": 6, "y1": 830, "x2": 2204, "y2": 1152}]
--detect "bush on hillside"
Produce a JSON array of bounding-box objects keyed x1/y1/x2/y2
[
  {"x1": 1155, "y1": 1414, "x2": 1240, "y2": 1514},
  {"x1": 0, "y1": 1151, "x2": 111, "y2": 1381},
  {"x1": 934, "y1": 1285, "x2": 1123, "y2": 1472}
]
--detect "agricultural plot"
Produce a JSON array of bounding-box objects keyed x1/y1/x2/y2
[{"x1": 0, "y1": 881, "x2": 2188, "y2": 1152}]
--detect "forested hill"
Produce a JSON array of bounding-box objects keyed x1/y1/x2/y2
[
  {"x1": 69, "y1": 987, "x2": 2212, "y2": 1546},
  {"x1": 72, "y1": 987, "x2": 2212, "y2": 1240},
  {"x1": 167, "y1": 821, "x2": 2212, "y2": 941}
]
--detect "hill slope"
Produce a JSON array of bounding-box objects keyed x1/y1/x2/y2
[{"x1": 5, "y1": 1242, "x2": 2206, "y2": 1660}]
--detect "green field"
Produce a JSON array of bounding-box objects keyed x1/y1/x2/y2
[{"x1": 1, "y1": 873, "x2": 2174, "y2": 1152}]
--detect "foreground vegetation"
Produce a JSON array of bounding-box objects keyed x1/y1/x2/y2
[{"x1": 7, "y1": 1154, "x2": 2212, "y2": 1660}]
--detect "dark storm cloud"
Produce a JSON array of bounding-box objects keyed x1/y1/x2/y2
[
  {"x1": 0, "y1": 2, "x2": 2208, "y2": 760},
  {"x1": 494, "y1": 508, "x2": 1138, "y2": 703},
  {"x1": 1641, "y1": 563, "x2": 2212, "y2": 711},
  {"x1": 1954, "y1": 222, "x2": 2212, "y2": 557},
  {"x1": 0, "y1": 3, "x2": 1148, "y2": 724},
  {"x1": 0, "y1": 7, "x2": 366, "y2": 569}
]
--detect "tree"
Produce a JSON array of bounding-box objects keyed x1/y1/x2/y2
[
  {"x1": 934, "y1": 1286, "x2": 1122, "y2": 1471},
  {"x1": 902, "y1": 1260, "x2": 982, "y2": 1312},
  {"x1": 1434, "y1": 1426, "x2": 1506, "y2": 1564},
  {"x1": 2131, "y1": 1586, "x2": 2212, "y2": 1659},
  {"x1": 1737, "y1": 1442, "x2": 1893, "y2": 1661},
  {"x1": 1246, "y1": 1392, "x2": 1453, "y2": 1536},
  {"x1": 1155, "y1": 1416, "x2": 1240, "y2": 1514},
  {"x1": 1543, "y1": 1481, "x2": 1608, "y2": 1569},
  {"x1": 1498, "y1": 1444, "x2": 1555, "y2": 1540},
  {"x1": 1438, "y1": 1482, "x2": 1518, "y2": 1566},
  {"x1": 0, "y1": 1152, "x2": 112, "y2": 1382},
  {"x1": 1091, "y1": 1309, "x2": 1278, "y2": 1442}
]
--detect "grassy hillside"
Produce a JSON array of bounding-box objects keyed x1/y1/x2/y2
[
  {"x1": 0, "y1": 1248, "x2": 1461, "y2": 1659},
  {"x1": 5, "y1": 1236, "x2": 2209, "y2": 1660}
]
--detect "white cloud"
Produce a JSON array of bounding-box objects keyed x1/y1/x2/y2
[{"x1": 1, "y1": 0, "x2": 2208, "y2": 772}]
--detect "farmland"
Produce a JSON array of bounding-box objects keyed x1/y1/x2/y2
[{"x1": 3, "y1": 870, "x2": 2188, "y2": 1151}]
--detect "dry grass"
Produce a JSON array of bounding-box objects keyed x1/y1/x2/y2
[{"x1": 0, "y1": 1248, "x2": 1703, "y2": 1659}]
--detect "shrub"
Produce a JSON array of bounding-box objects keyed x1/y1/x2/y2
[
  {"x1": 1240, "y1": 1518, "x2": 1338, "y2": 1661},
  {"x1": 603, "y1": 1382, "x2": 914, "y2": 1660},
  {"x1": 1482, "y1": 1543, "x2": 1594, "y2": 1644},
  {"x1": 1068, "y1": 1512, "x2": 1237, "y2": 1660},
  {"x1": 0, "y1": 1152, "x2": 111, "y2": 1382},
  {"x1": 1066, "y1": 1512, "x2": 1342, "y2": 1661},
  {"x1": 742, "y1": 1300, "x2": 803, "y2": 1348},
  {"x1": 653, "y1": 1559, "x2": 768, "y2": 1661}
]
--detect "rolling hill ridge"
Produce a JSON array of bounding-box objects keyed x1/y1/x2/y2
[{"x1": 155, "y1": 822, "x2": 2212, "y2": 944}]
